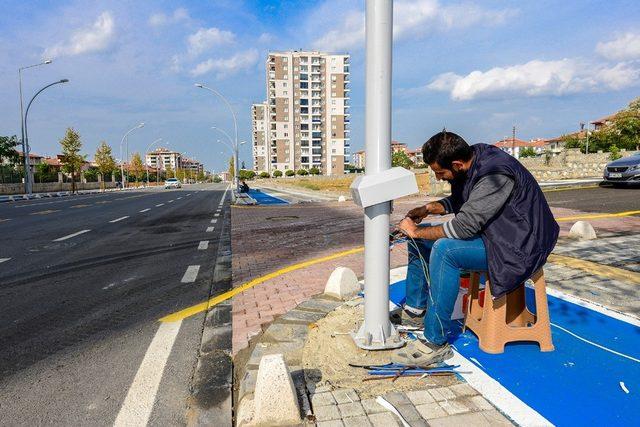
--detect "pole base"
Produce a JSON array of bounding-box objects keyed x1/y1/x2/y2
[{"x1": 351, "y1": 321, "x2": 404, "y2": 351}]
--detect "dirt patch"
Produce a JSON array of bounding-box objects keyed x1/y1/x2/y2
[{"x1": 301, "y1": 299, "x2": 458, "y2": 398}]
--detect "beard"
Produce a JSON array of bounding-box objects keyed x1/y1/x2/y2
[{"x1": 446, "y1": 168, "x2": 467, "y2": 183}]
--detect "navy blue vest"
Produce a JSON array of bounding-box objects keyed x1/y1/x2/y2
[{"x1": 449, "y1": 144, "x2": 559, "y2": 298}]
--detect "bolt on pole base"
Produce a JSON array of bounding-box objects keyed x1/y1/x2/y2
[{"x1": 351, "y1": 320, "x2": 404, "y2": 351}]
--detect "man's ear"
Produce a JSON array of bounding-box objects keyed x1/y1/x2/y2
[{"x1": 451, "y1": 160, "x2": 464, "y2": 171}]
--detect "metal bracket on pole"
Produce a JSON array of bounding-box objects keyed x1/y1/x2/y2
[{"x1": 350, "y1": 0, "x2": 409, "y2": 351}]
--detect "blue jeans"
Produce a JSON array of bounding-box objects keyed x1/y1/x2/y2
[{"x1": 405, "y1": 225, "x2": 488, "y2": 345}]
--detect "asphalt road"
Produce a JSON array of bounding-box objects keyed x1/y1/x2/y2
[
  {"x1": 0, "y1": 183, "x2": 230, "y2": 425},
  {"x1": 543, "y1": 184, "x2": 640, "y2": 213}
]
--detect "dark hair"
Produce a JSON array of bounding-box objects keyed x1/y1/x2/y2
[{"x1": 422, "y1": 131, "x2": 473, "y2": 169}]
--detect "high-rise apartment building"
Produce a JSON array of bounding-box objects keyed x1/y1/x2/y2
[{"x1": 252, "y1": 50, "x2": 350, "y2": 176}]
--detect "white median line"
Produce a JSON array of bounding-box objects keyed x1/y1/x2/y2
[
  {"x1": 181, "y1": 265, "x2": 200, "y2": 283},
  {"x1": 210, "y1": 219, "x2": 217, "y2": 224},
  {"x1": 114, "y1": 321, "x2": 182, "y2": 427},
  {"x1": 198, "y1": 241, "x2": 209, "y2": 250},
  {"x1": 214, "y1": 213, "x2": 220, "y2": 217},
  {"x1": 206, "y1": 226, "x2": 214, "y2": 232},
  {"x1": 156, "y1": 203, "x2": 164, "y2": 207},
  {"x1": 53, "y1": 229, "x2": 91, "y2": 242},
  {"x1": 168, "y1": 200, "x2": 174, "y2": 203},
  {"x1": 109, "y1": 216, "x2": 129, "y2": 223},
  {"x1": 186, "y1": 194, "x2": 192, "y2": 197},
  {"x1": 177, "y1": 197, "x2": 182, "y2": 200},
  {"x1": 139, "y1": 208, "x2": 150, "y2": 213},
  {"x1": 0, "y1": 258, "x2": 11, "y2": 264}
]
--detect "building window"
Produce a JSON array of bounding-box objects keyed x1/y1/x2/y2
[
  {"x1": 331, "y1": 75, "x2": 337, "y2": 81},
  {"x1": 332, "y1": 92, "x2": 336, "y2": 97},
  {"x1": 331, "y1": 99, "x2": 336, "y2": 105},
  {"x1": 283, "y1": 91, "x2": 288, "y2": 96}
]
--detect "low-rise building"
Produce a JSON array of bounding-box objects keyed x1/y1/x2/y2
[{"x1": 493, "y1": 138, "x2": 545, "y2": 159}]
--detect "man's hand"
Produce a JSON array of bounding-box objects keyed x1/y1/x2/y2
[
  {"x1": 398, "y1": 217, "x2": 419, "y2": 238},
  {"x1": 406, "y1": 205, "x2": 428, "y2": 224}
]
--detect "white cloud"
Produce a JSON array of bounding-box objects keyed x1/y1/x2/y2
[
  {"x1": 596, "y1": 32, "x2": 640, "y2": 61},
  {"x1": 425, "y1": 59, "x2": 640, "y2": 101},
  {"x1": 187, "y1": 27, "x2": 235, "y2": 56},
  {"x1": 258, "y1": 32, "x2": 275, "y2": 44},
  {"x1": 190, "y1": 49, "x2": 259, "y2": 77},
  {"x1": 149, "y1": 8, "x2": 190, "y2": 27},
  {"x1": 44, "y1": 11, "x2": 115, "y2": 58},
  {"x1": 312, "y1": 0, "x2": 516, "y2": 52}
]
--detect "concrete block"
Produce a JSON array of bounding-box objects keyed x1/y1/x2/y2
[
  {"x1": 368, "y1": 412, "x2": 402, "y2": 426},
  {"x1": 428, "y1": 387, "x2": 456, "y2": 402},
  {"x1": 406, "y1": 390, "x2": 435, "y2": 405},
  {"x1": 236, "y1": 396, "x2": 255, "y2": 427},
  {"x1": 253, "y1": 354, "x2": 301, "y2": 425},
  {"x1": 415, "y1": 403, "x2": 447, "y2": 420},
  {"x1": 338, "y1": 402, "x2": 366, "y2": 418},
  {"x1": 569, "y1": 221, "x2": 597, "y2": 240},
  {"x1": 343, "y1": 415, "x2": 373, "y2": 427},
  {"x1": 449, "y1": 383, "x2": 478, "y2": 398},
  {"x1": 315, "y1": 404, "x2": 342, "y2": 422},
  {"x1": 311, "y1": 392, "x2": 337, "y2": 407},
  {"x1": 361, "y1": 398, "x2": 386, "y2": 414},
  {"x1": 324, "y1": 267, "x2": 361, "y2": 300}
]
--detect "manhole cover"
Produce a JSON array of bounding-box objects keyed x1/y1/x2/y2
[{"x1": 266, "y1": 215, "x2": 300, "y2": 221}]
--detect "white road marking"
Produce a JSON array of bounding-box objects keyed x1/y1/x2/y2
[
  {"x1": 206, "y1": 226, "x2": 214, "y2": 232},
  {"x1": 186, "y1": 194, "x2": 192, "y2": 197},
  {"x1": 177, "y1": 197, "x2": 182, "y2": 200},
  {"x1": 53, "y1": 229, "x2": 91, "y2": 242},
  {"x1": 198, "y1": 241, "x2": 209, "y2": 250},
  {"x1": 102, "y1": 283, "x2": 116, "y2": 290},
  {"x1": 168, "y1": 200, "x2": 174, "y2": 203},
  {"x1": 114, "y1": 321, "x2": 182, "y2": 427},
  {"x1": 214, "y1": 213, "x2": 220, "y2": 217},
  {"x1": 181, "y1": 265, "x2": 200, "y2": 283},
  {"x1": 216, "y1": 209, "x2": 221, "y2": 213},
  {"x1": 0, "y1": 258, "x2": 11, "y2": 263},
  {"x1": 156, "y1": 203, "x2": 164, "y2": 207},
  {"x1": 109, "y1": 216, "x2": 129, "y2": 223},
  {"x1": 139, "y1": 208, "x2": 151, "y2": 213},
  {"x1": 210, "y1": 219, "x2": 217, "y2": 224}
]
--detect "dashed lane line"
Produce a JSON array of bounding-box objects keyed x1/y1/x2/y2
[
  {"x1": 214, "y1": 213, "x2": 220, "y2": 217},
  {"x1": 210, "y1": 219, "x2": 217, "y2": 224},
  {"x1": 198, "y1": 241, "x2": 209, "y2": 250},
  {"x1": 0, "y1": 218, "x2": 11, "y2": 223},
  {"x1": 70, "y1": 204, "x2": 90, "y2": 209},
  {"x1": 181, "y1": 265, "x2": 200, "y2": 283},
  {"x1": 177, "y1": 197, "x2": 183, "y2": 200},
  {"x1": 53, "y1": 229, "x2": 91, "y2": 242},
  {"x1": 0, "y1": 258, "x2": 11, "y2": 264},
  {"x1": 109, "y1": 216, "x2": 129, "y2": 223},
  {"x1": 139, "y1": 208, "x2": 151, "y2": 213},
  {"x1": 29, "y1": 209, "x2": 60, "y2": 215},
  {"x1": 186, "y1": 194, "x2": 192, "y2": 197},
  {"x1": 113, "y1": 321, "x2": 182, "y2": 427},
  {"x1": 206, "y1": 226, "x2": 214, "y2": 232},
  {"x1": 168, "y1": 200, "x2": 174, "y2": 203},
  {"x1": 156, "y1": 203, "x2": 164, "y2": 207}
]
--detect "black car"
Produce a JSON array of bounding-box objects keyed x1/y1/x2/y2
[{"x1": 603, "y1": 153, "x2": 640, "y2": 186}]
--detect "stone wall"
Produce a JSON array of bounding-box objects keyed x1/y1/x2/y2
[
  {"x1": 0, "y1": 181, "x2": 116, "y2": 195},
  {"x1": 519, "y1": 148, "x2": 639, "y2": 181}
]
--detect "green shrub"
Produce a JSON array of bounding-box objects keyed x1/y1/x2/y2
[
  {"x1": 273, "y1": 170, "x2": 283, "y2": 178},
  {"x1": 285, "y1": 169, "x2": 295, "y2": 177},
  {"x1": 213, "y1": 175, "x2": 222, "y2": 183},
  {"x1": 519, "y1": 148, "x2": 537, "y2": 158},
  {"x1": 259, "y1": 171, "x2": 270, "y2": 178},
  {"x1": 296, "y1": 169, "x2": 309, "y2": 176},
  {"x1": 238, "y1": 169, "x2": 256, "y2": 180},
  {"x1": 609, "y1": 145, "x2": 622, "y2": 161},
  {"x1": 309, "y1": 167, "x2": 321, "y2": 175}
]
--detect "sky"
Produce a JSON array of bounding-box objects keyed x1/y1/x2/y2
[{"x1": 1, "y1": 0, "x2": 639, "y2": 172}]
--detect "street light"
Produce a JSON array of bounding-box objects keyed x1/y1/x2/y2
[
  {"x1": 23, "y1": 78, "x2": 69, "y2": 195},
  {"x1": 19, "y1": 59, "x2": 52, "y2": 194},
  {"x1": 194, "y1": 83, "x2": 240, "y2": 199},
  {"x1": 144, "y1": 138, "x2": 163, "y2": 186},
  {"x1": 119, "y1": 123, "x2": 144, "y2": 188}
]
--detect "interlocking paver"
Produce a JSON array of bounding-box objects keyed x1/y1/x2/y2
[
  {"x1": 315, "y1": 404, "x2": 342, "y2": 422},
  {"x1": 415, "y1": 402, "x2": 447, "y2": 420},
  {"x1": 367, "y1": 412, "x2": 402, "y2": 427},
  {"x1": 428, "y1": 387, "x2": 456, "y2": 402},
  {"x1": 338, "y1": 402, "x2": 366, "y2": 418},
  {"x1": 406, "y1": 389, "x2": 436, "y2": 405},
  {"x1": 343, "y1": 415, "x2": 373, "y2": 427},
  {"x1": 361, "y1": 398, "x2": 386, "y2": 414},
  {"x1": 312, "y1": 392, "x2": 337, "y2": 407},
  {"x1": 333, "y1": 388, "x2": 361, "y2": 404}
]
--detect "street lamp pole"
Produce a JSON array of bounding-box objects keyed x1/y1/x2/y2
[
  {"x1": 23, "y1": 78, "x2": 69, "y2": 195},
  {"x1": 19, "y1": 59, "x2": 52, "y2": 194},
  {"x1": 119, "y1": 123, "x2": 144, "y2": 189},
  {"x1": 195, "y1": 83, "x2": 239, "y2": 199},
  {"x1": 144, "y1": 138, "x2": 162, "y2": 186}
]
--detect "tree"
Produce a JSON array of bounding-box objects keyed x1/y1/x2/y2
[
  {"x1": 59, "y1": 128, "x2": 85, "y2": 194},
  {"x1": 228, "y1": 157, "x2": 235, "y2": 180},
  {"x1": 213, "y1": 175, "x2": 222, "y2": 183},
  {"x1": 0, "y1": 135, "x2": 20, "y2": 166},
  {"x1": 273, "y1": 170, "x2": 283, "y2": 178},
  {"x1": 519, "y1": 148, "x2": 537, "y2": 158},
  {"x1": 610, "y1": 145, "x2": 622, "y2": 161},
  {"x1": 296, "y1": 169, "x2": 309, "y2": 176},
  {"x1": 94, "y1": 141, "x2": 116, "y2": 190},
  {"x1": 165, "y1": 164, "x2": 174, "y2": 178},
  {"x1": 285, "y1": 169, "x2": 295, "y2": 177},
  {"x1": 309, "y1": 167, "x2": 321, "y2": 175},
  {"x1": 84, "y1": 167, "x2": 99, "y2": 182},
  {"x1": 130, "y1": 152, "x2": 144, "y2": 184},
  {"x1": 392, "y1": 151, "x2": 414, "y2": 169},
  {"x1": 34, "y1": 162, "x2": 57, "y2": 183}
]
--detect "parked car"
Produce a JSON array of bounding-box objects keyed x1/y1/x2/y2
[
  {"x1": 164, "y1": 178, "x2": 182, "y2": 189},
  {"x1": 603, "y1": 153, "x2": 640, "y2": 186}
]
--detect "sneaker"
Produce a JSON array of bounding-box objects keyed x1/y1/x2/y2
[
  {"x1": 390, "y1": 307, "x2": 425, "y2": 329},
  {"x1": 390, "y1": 340, "x2": 453, "y2": 367}
]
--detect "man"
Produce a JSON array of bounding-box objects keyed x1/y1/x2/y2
[{"x1": 391, "y1": 130, "x2": 559, "y2": 366}]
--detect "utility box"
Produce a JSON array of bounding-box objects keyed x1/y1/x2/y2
[{"x1": 350, "y1": 167, "x2": 419, "y2": 208}]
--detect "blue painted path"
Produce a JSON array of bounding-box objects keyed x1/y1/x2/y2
[
  {"x1": 247, "y1": 189, "x2": 289, "y2": 205},
  {"x1": 389, "y1": 280, "x2": 640, "y2": 426}
]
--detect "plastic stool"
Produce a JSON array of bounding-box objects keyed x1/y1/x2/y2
[{"x1": 464, "y1": 269, "x2": 554, "y2": 354}]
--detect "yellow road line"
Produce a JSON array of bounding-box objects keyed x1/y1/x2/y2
[
  {"x1": 160, "y1": 246, "x2": 364, "y2": 323},
  {"x1": 555, "y1": 210, "x2": 640, "y2": 222},
  {"x1": 30, "y1": 209, "x2": 60, "y2": 215},
  {"x1": 548, "y1": 254, "x2": 640, "y2": 285}
]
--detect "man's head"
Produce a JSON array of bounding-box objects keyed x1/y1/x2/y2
[{"x1": 422, "y1": 131, "x2": 474, "y2": 181}]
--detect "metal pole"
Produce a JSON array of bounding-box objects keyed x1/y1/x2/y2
[
  {"x1": 119, "y1": 123, "x2": 144, "y2": 189},
  {"x1": 586, "y1": 122, "x2": 590, "y2": 154},
  {"x1": 353, "y1": 0, "x2": 402, "y2": 350},
  {"x1": 24, "y1": 79, "x2": 69, "y2": 195},
  {"x1": 145, "y1": 138, "x2": 162, "y2": 186}
]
